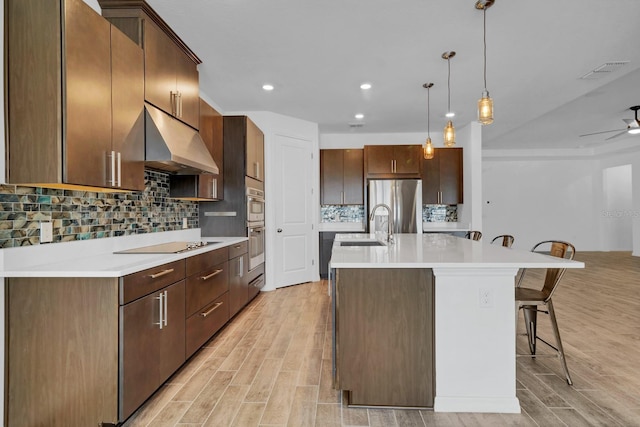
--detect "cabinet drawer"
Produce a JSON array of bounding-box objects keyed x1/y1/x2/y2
[
  {"x1": 186, "y1": 247, "x2": 228, "y2": 276},
  {"x1": 186, "y1": 261, "x2": 228, "y2": 317},
  {"x1": 228, "y1": 241, "x2": 248, "y2": 259},
  {"x1": 186, "y1": 292, "x2": 229, "y2": 357},
  {"x1": 120, "y1": 260, "x2": 185, "y2": 305}
]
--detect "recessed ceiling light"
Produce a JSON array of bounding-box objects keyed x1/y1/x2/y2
[
  {"x1": 360, "y1": 83, "x2": 372, "y2": 90},
  {"x1": 446, "y1": 111, "x2": 455, "y2": 118},
  {"x1": 262, "y1": 84, "x2": 274, "y2": 91},
  {"x1": 355, "y1": 113, "x2": 364, "y2": 120}
]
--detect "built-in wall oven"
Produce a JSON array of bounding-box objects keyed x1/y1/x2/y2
[
  {"x1": 247, "y1": 186, "x2": 265, "y2": 223},
  {"x1": 247, "y1": 222, "x2": 265, "y2": 270},
  {"x1": 246, "y1": 177, "x2": 265, "y2": 271}
]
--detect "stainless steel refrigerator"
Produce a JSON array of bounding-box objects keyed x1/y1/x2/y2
[{"x1": 368, "y1": 179, "x2": 423, "y2": 234}]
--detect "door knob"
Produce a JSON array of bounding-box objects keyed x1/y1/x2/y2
[{"x1": 277, "y1": 228, "x2": 282, "y2": 233}]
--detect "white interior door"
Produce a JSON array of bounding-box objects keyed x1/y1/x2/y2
[{"x1": 273, "y1": 134, "x2": 314, "y2": 288}]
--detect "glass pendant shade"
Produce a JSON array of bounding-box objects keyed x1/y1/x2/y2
[
  {"x1": 423, "y1": 137, "x2": 434, "y2": 159},
  {"x1": 478, "y1": 91, "x2": 494, "y2": 125},
  {"x1": 444, "y1": 120, "x2": 456, "y2": 147}
]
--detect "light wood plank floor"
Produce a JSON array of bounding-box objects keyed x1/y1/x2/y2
[{"x1": 123, "y1": 251, "x2": 640, "y2": 426}]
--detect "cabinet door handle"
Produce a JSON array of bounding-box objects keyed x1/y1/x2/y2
[
  {"x1": 163, "y1": 290, "x2": 168, "y2": 327},
  {"x1": 341, "y1": 191, "x2": 344, "y2": 204},
  {"x1": 212, "y1": 178, "x2": 217, "y2": 199},
  {"x1": 117, "y1": 151, "x2": 122, "y2": 188},
  {"x1": 200, "y1": 301, "x2": 223, "y2": 317},
  {"x1": 201, "y1": 269, "x2": 223, "y2": 281},
  {"x1": 108, "y1": 151, "x2": 116, "y2": 186},
  {"x1": 239, "y1": 257, "x2": 244, "y2": 278},
  {"x1": 149, "y1": 268, "x2": 174, "y2": 279},
  {"x1": 178, "y1": 92, "x2": 183, "y2": 118},
  {"x1": 170, "y1": 91, "x2": 177, "y2": 116},
  {"x1": 156, "y1": 292, "x2": 164, "y2": 329}
]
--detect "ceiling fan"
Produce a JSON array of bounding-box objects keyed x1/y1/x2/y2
[{"x1": 579, "y1": 105, "x2": 640, "y2": 140}]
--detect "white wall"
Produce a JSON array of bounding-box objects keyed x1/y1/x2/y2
[{"x1": 483, "y1": 148, "x2": 640, "y2": 253}]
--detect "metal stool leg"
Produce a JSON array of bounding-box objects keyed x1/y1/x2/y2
[
  {"x1": 547, "y1": 300, "x2": 573, "y2": 385},
  {"x1": 522, "y1": 305, "x2": 537, "y2": 355}
]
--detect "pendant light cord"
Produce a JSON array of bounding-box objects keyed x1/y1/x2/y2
[
  {"x1": 447, "y1": 58, "x2": 451, "y2": 113},
  {"x1": 427, "y1": 87, "x2": 431, "y2": 136},
  {"x1": 483, "y1": 8, "x2": 488, "y2": 91}
]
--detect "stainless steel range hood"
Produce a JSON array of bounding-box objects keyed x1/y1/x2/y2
[{"x1": 144, "y1": 103, "x2": 219, "y2": 175}]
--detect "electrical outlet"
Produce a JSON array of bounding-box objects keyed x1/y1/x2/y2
[
  {"x1": 182, "y1": 217, "x2": 188, "y2": 229},
  {"x1": 479, "y1": 288, "x2": 492, "y2": 308},
  {"x1": 40, "y1": 222, "x2": 53, "y2": 243}
]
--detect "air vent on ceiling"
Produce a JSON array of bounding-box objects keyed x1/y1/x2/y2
[
  {"x1": 348, "y1": 122, "x2": 364, "y2": 128},
  {"x1": 580, "y1": 61, "x2": 629, "y2": 79}
]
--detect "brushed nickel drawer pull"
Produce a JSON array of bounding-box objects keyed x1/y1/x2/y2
[
  {"x1": 200, "y1": 301, "x2": 223, "y2": 317},
  {"x1": 201, "y1": 269, "x2": 223, "y2": 281},
  {"x1": 149, "y1": 268, "x2": 174, "y2": 279}
]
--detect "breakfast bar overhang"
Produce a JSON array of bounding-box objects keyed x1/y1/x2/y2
[{"x1": 329, "y1": 233, "x2": 584, "y2": 413}]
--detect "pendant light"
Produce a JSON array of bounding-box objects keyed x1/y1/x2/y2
[
  {"x1": 476, "y1": 0, "x2": 494, "y2": 125},
  {"x1": 442, "y1": 51, "x2": 456, "y2": 147},
  {"x1": 423, "y1": 83, "x2": 435, "y2": 159}
]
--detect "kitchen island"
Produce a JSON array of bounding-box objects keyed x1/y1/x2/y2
[{"x1": 329, "y1": 233, "x2": 584, "y2": 413}]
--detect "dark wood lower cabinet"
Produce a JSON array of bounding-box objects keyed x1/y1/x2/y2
[
  {"x1": 334, "y1": 268, "x2": 434, "y2": 407},
  {"x1": 120, "y1": 280, "x2": 185, "y2": 420},
  {"x1": 5, "y1": 243, "x2": 258, "y2": 426},
  {"x1": 229, "y1": 253, "x2": 249, "y2": 317}
]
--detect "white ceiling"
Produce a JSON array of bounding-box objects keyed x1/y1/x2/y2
[{"x1": 143, "y1": 0, "x2": 640, "y2": 150}]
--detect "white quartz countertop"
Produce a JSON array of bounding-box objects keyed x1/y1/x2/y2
[
  {"x1": 0, "y1": 229, "x2": 247, "y2": 278},
  {"x1": 330, "y1": 233, "x2": 585, "y2": 269}
]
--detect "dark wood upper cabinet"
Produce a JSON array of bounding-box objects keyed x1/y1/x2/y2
[
  {"x1": 245, "y1": 118, "x2": 265, "y2": 181},
  {"x1": 100, "y1": 0, "x2": 201, "y2": 129},
  {"x1": 421, "y1": 148, "x2": 463, "y2": 205},
  {"x1": 364, "y1": 145, "x2": 421, "y2": 178},
  {"x1": 320, "y1": 149, "x2": 364, "y2": 205},
  {"x1": 5, "y1": 0, "x2": 144, "y2": 191}
]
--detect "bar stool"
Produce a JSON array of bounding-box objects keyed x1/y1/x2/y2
[
  {"x1": 465, "y1": 231, "x2": 482, "y2": 241},
  {"x1": 516, "y1": 240, "x2": 575, "y2": 385},
  {"x1": 491, "y1": 234, "x2": 514, "y2": 248}
]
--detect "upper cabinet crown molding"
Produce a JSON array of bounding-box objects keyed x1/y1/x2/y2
[{"x1": 5, "y1": 0, "x2": 145, "y2": 191}]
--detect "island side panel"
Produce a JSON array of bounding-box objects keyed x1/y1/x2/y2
[
  {"x1": 432, "y1": 267, "x2": 521, "y2": 413},
  {"x1": 335, "y1": 268, "x2": 434, "y2": 408},
  {"x1": 6, "y1": 277, "x2": 119, "y2": 427}
]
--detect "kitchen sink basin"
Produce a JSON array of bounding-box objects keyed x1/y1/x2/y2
[{"x1": 339, "y1": 241, "x2": 386, "y2": 247}]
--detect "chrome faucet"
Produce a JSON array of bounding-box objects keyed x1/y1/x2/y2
[{"x1": 369, "y1": 203, "x2": 394, "y2": 244}]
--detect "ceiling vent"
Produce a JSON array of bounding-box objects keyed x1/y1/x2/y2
[
  {"x1": 580, "y1": 61, "x2": 629, "y2": 79},
  {"x1": 348, "y1": 122, "x2": 365, "y2": 128}
]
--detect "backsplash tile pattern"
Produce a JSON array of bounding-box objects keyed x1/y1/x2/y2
[
  {"x1": 0, "y1": 170, "x2": 198, "y2": 248},
  {"x1": 423, "y1": 205, "x2": 458, "y2": 222},
  {"x1": 321, "y1": 205, "x2": 365, "y2": 223}
]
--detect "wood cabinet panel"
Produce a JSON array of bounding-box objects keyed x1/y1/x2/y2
[
  {"x1": 121, "y1": 259, "x2": 185, "y2": 305},
  {"x1": 120, "y1": 280, "x2": 185, "y2": 421},
  {"x1": 186, "y1": 247, "x2": 228, "y2": 276},
  {"x1": 320, "y1": 149, "x2": 363, "y2": 205},
  {"x1": 7, "y1": 277, "x2": 119, "y2": 427},
  {"x1": 185, "y1": 261, "x2": 228, "y2": 317},
  {"x1": 421, "y1": 148, "x2": 463, "y2": 205},
  {"x1": 6, "y1": 0, "x2": 145, "y2": 190},
  {"x1": 364, "y1": 145, "x2": 421, "y2": 178},
  {"x1": 176, "y1": 51, "x2": 200, "y2": 128},
  {"x1": 246, "y1": 117, "x2": 265, "y2": 181},
  {"x1": 143, "y1": 22, "x2": 175, "y2": 116},
  {"x1": 320, "y1": 150, "x2": 345, "y2": 205},
  {"x1": 335, "y1": 268, "x2": 434, "y2": 407},
  {"x1": 229, "y1": 253, "x2": 249, "y2": 317},
  {"x1": 111, "y1": 25, "x2": 145, "y2": 191},
  {"x1": 186, "y1": 292, "x2": 230, "y2": 357}
]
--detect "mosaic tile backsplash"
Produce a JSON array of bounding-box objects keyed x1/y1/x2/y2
[
  {"x1": 321, "y1": 205, "x2": 365, "y2": 223},
  {"x1": 0, "y1": 170, "x2": 198, "y2": 248},
  {"x1": 423, "y1": 204, "x2": 458, "y2": 222}
]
